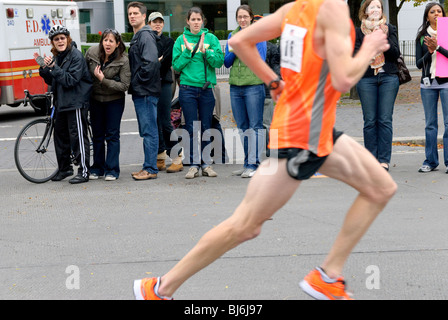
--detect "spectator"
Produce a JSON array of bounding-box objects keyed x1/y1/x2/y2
[
  {"x1": 263, "y1": 40, "x2": 280, "y2": 157},
  {"x1": 225, "y1": 5, "x2": 267, "y2": 178},
  {"x1": 127, "y1": 2, "x2": 161, "y2": 180},
  {"x1": 354, "y1": 0, "x2": 400, "y2": 171},
  {"x1": 38, "y1": 25, "x2": 92, "y2": 184},
  {"x1": 254, "y1": 15, "x2": 281, "y2": 157},
  {"x1": 85, "y1": 29, "x2": 130, "y2": 181},
  {"x1": 148, "y1": 12, "x2": 184, "y2": 174},
  {"x1": 415, "y1": 2, "x2": 448, "y2": 173},
  {"x1": 172, "y1": 7, "x2": 224, "y2": 179}
]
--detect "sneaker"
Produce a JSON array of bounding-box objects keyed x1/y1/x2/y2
[
  {"x1": 133, "y1": 277, "x2": 173, "y2": 300},
  {"x1": 105, "y1": 175, "x2": 117, "y2": 181},
  {"x1": 418, "y1": 165, "x2": 436, "y2": 173},
  {"x1": 132, "y1": 170, "x2": 157, "y2": 180},
  {"x1": 51, "y1": 170, "x2": 74, "y2": 181},
  {"x1": 446, "y1": 167, "x2": 448, "y2": 174},
  {"x1": 89, "y1": 173, "x2": 102, "y2": 180},
  {"x1": 69, "y1": 174, "x2": 89, "y2": 184},
  {"x1": 241, "y1": 168, "x2": 256, "y2": 178},
  {"x1": 185, "y1": 167, "x2": 199, "y2": 179},
  {"x1": 232, "y1": 168, "x2": 245, "y2": 176},
  {"x1": 202, "y1": 166, "x2": 217, "y2": 177},
  {"x1": 299, "y1": 267, "x2": 354, "y2": 300}
]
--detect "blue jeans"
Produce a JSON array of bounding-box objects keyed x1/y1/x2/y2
[
  {"x1": 356, "y1": 73, "x2": 399, "y2": 164},
  {"x1": 420, "y1": 87, "x2": 448, "y2": 168},
  {"x1": 90, "y1": 98, "x2": 125, "y2": 178},
  {"x1": 230, "y1": 84, "x2": 265, "y2": 170},
  {"x1": 132, "y1": 95, "x2": 159, "y2": 174},
  {"x1": 179, "y1": 85, "x2": 215, "y2": 168},
  {"x1": 157, "y1": 82, "x2": 175, "y2": 156}
]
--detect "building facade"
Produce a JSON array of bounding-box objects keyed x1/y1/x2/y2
[
  {"x1": 77, "y1": 0, "x2": 435, "y2": 43},
  {"x1": 78, "y1": 0, "x2": 293, "y2": 36}
]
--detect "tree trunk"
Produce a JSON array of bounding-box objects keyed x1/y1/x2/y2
[
  {"x1": 388, "y1": 0, "x2": 398, "y2": 31},
  {"x1": 348, "y1": 0, "x2": 361, "y2": 100}
]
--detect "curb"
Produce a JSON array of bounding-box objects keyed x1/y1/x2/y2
[{"x1": 351, "y1": 135, "x2": 443, "y2": 146}]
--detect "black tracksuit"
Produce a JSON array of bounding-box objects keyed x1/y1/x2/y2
[{"x1": 39, "y1": 43, "x2": 92, "y2": 177}]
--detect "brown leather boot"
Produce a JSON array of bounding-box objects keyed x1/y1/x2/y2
[
  {"x1": 166, "y1": 151, "x2": 183, "y2": 173},
  {"x1": 157, "y1": 151, "x2": 167, "y2": 171},
  {"x1": 157, "y1": 159, "x2": 166, "y2": 171},
  {"x1": 166, "y1": 162, "x2": 183, "y2": 173}
]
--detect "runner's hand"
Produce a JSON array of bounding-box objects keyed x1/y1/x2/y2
[{"x1": 271, "y1": 80, "x2": 285, "y2": 103}]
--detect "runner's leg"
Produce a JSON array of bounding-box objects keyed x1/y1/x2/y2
[
  {"x1": 317, "y1": 134, "x2": 397, "y2": 278},
  {"x1": 158, "y1": 158, "x2": 301, "y2": 297}
]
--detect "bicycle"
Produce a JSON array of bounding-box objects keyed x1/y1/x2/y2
[{"x1": 14, "y1": 90, "x2": 92, "y2": 183}]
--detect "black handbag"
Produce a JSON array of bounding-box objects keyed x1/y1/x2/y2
[{"x1": 397, "y1": 54, "x2": 412, "y2": 85}]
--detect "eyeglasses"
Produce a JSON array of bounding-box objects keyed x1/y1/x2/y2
[
  {"x1": 53, "y1": 36, "x2": 66, "y2": 42},
  {"x1": 237, "y1": 15, "x2": 251, "y2": 20},
  {"x1": 104, "y1": 28, "x2": 119, "y2": 36}
]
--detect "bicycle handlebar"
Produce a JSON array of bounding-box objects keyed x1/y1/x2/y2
[{"x1": 23, "y1": 90, "x2": 52, "y2": 110}]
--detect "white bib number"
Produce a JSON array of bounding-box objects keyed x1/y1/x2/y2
[{"x1": 281, "y1": 24, "x2": 307, "y2": 73}]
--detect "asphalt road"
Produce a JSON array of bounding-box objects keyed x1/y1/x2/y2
[{"x1": 1, "y1": 86, "x2": 448, "y2": 301}]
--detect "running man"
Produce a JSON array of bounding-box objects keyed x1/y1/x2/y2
[{"x1": 133, "y1": 0, "x2": 397, "y2": 300}]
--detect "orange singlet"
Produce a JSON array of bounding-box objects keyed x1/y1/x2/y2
[{"x1": 269, "y1": 0, "x2": 356, "y2": 157}]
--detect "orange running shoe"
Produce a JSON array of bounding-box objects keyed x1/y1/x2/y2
[
  {"x1": 300, "y1": 267, "x2": 354, "y2": 300},
  {"x1": 133, "y1": 277, "x2": 173, "y2": 300}
]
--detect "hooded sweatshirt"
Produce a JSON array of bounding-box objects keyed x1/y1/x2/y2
[{"x1": 172, "y1": 27, "x2": 224, "y2": 88}]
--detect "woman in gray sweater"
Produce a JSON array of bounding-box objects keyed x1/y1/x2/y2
[{"x1": 85, "y1": 29, "x2": 131, "y2": 181}]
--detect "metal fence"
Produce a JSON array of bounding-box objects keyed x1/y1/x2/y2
[
  {"x1": 217, "y1": 40, "x2": 417, "y2": 79},
  {"x1": 216, "y1": 42, "x2": 230, "y2": 78},
  {"x1": 400, "y1": 40, "x2": 416, "y2": 67}
]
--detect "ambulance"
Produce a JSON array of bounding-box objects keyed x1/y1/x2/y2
[{"x1": 0, "y1": 0, "x2": 80, "y2": 114}]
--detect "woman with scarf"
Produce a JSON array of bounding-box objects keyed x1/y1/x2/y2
[
  {"x1": 354, "y1": 0, "x2": 400, "y2": 171},
  {"x1": 415, "y1": 2, "x2": 448, "y2": 173}
]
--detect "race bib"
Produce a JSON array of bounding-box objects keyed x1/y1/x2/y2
[{"x1": 281, "y1": 24, "x2": 307, "y2": 73}]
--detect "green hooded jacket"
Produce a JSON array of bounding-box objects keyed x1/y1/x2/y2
[{"x1": 173, "y1": 27, "x2": 224, "y2": 88}]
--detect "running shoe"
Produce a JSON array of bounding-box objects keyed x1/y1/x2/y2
[
  {"x1": 185, "y1": 167, "x2": 199, "y2": 179},
  {"x1": 241, "y1": 168, "x2": 256, "y2": 178},
  {"x1": 133, "y1": 277, "x2": 173, "y2": 300},
  {"x1": 299, "y1": 267, "x2": 354, "y2": 300},
  {"x1": 202, "y1": 166, "x2": 217, "y2": 177},
  {"x1": 418, "y1": 165, "x2": 436, "y2": 173}
]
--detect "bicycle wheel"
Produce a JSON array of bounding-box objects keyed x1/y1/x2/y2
[{"x1": 14, "y1": 118, "x2": 58, "y2": 183}]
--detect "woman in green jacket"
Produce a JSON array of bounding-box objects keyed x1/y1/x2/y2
[{"x1": 173, "y1": 7, "x2": 224, "y2": 179}]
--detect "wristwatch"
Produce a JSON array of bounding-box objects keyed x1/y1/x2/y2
[{"x1": 268, "y1": 77, "x2": 281, "y2": 90}]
